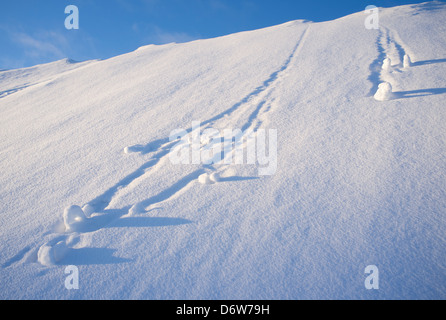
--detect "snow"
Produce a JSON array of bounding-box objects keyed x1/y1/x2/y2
[
  {"x1": 374, "y1": 82, "x2": 394, "y2": 101},
  {"x1": 38, "y1": 240, "x2": 69, "y2": 267},
  {"x1": 63, "y1": 205, "x2": 87, "y2": 232},
  {"x1": 1, "y1": 2, "x2": 445, "y2": 299},
  {"x1": 404, "y1": 54, "x2": 412, "y2": 68},
  {"x1": 382, "y1": 57, "x2": 392, "y2": 70},
  {"x1": 198, "y1": 172, "x2": 220, "y2": 185},
  {"x1": 82, "y1": 204, "x2": 95, "y2": 218}
]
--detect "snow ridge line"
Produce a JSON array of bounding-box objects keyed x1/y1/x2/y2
[
  {"x1": 0, "y1": 60, "x2": 100, "y2": 100},
  {"x1": 6, "y1": 25, "x2": 311, "y2": 268}
]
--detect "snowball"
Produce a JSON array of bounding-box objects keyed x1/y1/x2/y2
[
  {"x1": 382, "y1": 58, "x2": 392, "y2": 71},
  {"x1": 403, "y1": 54, "x2": 412, "y2": 68},
  {"x1": 199, "y1": 172, "x2": 220, "y2": 184},
  {"x1": 63, "y1": 205, "x2": 86, "y2": 232},
  {"x1": 82, "y1": 204, "x2": 95, "y2": 218},
  {"x1": 198, "y1": 173, "x2": 214, "y2": 185},
  {"x1": 374, "y1": 82, "x2": 394, "y2": 101},
  {"x1": 37, "y1": 244, "x2": 55, "y2": 266},
  {"x1": 37, "y1": 240, "x2": 69, "y2": 266}
]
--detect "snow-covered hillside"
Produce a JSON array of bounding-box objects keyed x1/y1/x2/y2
[{"x1": 1, "y1": 2, "x2": 445, "y2": 299}]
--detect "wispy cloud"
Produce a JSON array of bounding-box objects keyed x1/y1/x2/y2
[
  {"x1": 132, "y1": 23, "x2": 201, "y2": 45},
  {"x1": 0, "y1": 23, "x2": 99, "y2": 69},
  {"x1": 12, "y1": 31, "x2": 69, "y2": 60},
  {"x1": 150, "y1": 26, "x2": 200, "y2": 44},
  {"x1": 0, "y1": 24, "x2": 72, "y2": 68}
]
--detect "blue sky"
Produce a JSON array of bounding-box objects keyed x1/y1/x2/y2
[{"x1": 0, "y1": 0, "x2": 442, "y2": 69}]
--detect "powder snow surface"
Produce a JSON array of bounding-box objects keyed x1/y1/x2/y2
[{"x1": 1, "y1": 2, "x2": 445, "y2": 299}]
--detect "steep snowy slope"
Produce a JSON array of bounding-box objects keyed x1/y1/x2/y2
[{"x1": 1, "y1": 2, "x2": 445, "y2": 299}]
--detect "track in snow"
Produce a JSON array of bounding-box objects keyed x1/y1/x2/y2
[{"x1": 4, "y1": 26, "x2": 312, "y2": 268}]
